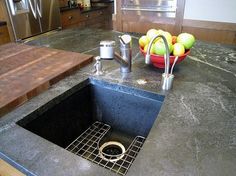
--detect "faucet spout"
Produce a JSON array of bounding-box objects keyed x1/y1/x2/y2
[
  {"x1": 145, "y1": 35, "x2": 175, "y2": 90},
  {"x1": 145, "y1": 35, "x2": 170, "y2": 75}
]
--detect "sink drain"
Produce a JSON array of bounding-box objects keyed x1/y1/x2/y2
[
  {"x1": 99, "y1": 141, "x2": 126, "y2": 162},
  {"x1": 66, "y1": 121, "x2": 146, "y2": 175}
]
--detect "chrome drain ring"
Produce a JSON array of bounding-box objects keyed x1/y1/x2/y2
[{"x1": 99, "y1": 141, "x2": 126, "y2": 162}]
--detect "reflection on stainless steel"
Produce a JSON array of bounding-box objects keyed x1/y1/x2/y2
[
  {"x1": 28, "y1": 0, "x2": 37, "y2": 19},
  {"x1": 121, "y1": 0, "x2": 177, "y2": 18},
  {"x1": 5, "y1": 0, "x2": 61, "y2": 41},
  {"x1": 39, "y1": 0, "x2": 61, "y2": 32},
  {"x1": 122, "y1": 0, "x2": 177, "y2": 8},
  {"x1": 121, "y1": 7, "x2": 176, "y2": 12},
  {"x1": 37, "y1": 0, "x2": 42, "y2": 17},
  {"x1": 8, "y1": 0, "x2": 29, "y2": 15}
]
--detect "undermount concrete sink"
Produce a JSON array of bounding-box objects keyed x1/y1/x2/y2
[
  {"x1": 18, "y1": 78, "x2": 164, "y2": 148},
  {"x1": 17, "y1": 78, "x2": 164, "y2": 174}
]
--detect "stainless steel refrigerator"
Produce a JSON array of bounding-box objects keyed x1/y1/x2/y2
[{"x1": 5, "y1": 0, "x2": 61, "y2": 41}]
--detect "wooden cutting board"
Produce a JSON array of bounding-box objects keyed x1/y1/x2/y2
[
  {"x1": 0, "y1": 159, "x2": 26, "y2": 176},
  {"x1": 0, "y1": 43, "x2": 93, "y2": 117}
]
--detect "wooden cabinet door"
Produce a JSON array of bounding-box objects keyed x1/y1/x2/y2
[
  {"x1": 61, "y1": 9, "x2": 80, "y2": 28},
  {"x1": 60, "y1": 7, "x2": 112, "y2": 29},
  {"x1": 0, "y1": 25, "x2": 10, "y2": 45}
]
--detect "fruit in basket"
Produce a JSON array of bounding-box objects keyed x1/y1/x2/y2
[
  {"x1": 146, "y1": 29, "x2": 159, "y2": 41},
  {"x1": 165, "y1": 31, "x2": 172, "y2": 43},
  {"x1": 177, "y1": 33, "x2": 195, "y2": 49},
  {"x1": 170, "y1": 44, "x2": 174, "y2": 53},
  {"x1": 157, "y1": 31, "x2": 172, "y2": 44},
  {"x1": 172, "y1": 36, "x2": 177, "y2": 44},
  {"x1": 139, "y1": 29, "x2": 195, "y2": 57},
  {"x1": 138, "y1": 29, "x2": 195, "y2": 68},
  {"x1": 153, "y1": 41, "x2": 173, "y2": 56},
  {"x1": 153, "y1": 42, "x2": 166, "y2": 55},
  {"x1": 144, "y1": 44, "x2": 155, "y2": 54},
  {"x1": 173, "y1": 43, "x2": 185, "y2": 56},
  {"x1": 139, "y1": 35, "x2": 149, "y2": 48}
]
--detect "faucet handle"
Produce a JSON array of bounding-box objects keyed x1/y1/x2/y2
[{"x1": 119, "y1": 35, "x2": 132, "y2": 48}]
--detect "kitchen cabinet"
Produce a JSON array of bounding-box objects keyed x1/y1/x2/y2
[
  {"x1": 61, "y1": 9, "x2": 81, "y2": 28},
  {"x1": 60, "y1": 7, "x2": 112, "y2": 29},
  {"x1": 59, "y1": 0, "x2": 68, "y2": 7},
  {"x1": 81, "y1": 9, "x2": 111, "y2": 28},
  {"x1": 0, "y1": 23, "x2": 10, "y2": 45},
  {"x1": 0, "y1": 1, "x2": 14, "y2": 42}
]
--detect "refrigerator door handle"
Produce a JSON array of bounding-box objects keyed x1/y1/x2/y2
[
  {"x1": 36, "y1": 0, "x2": 42, "y2": 18},
  {"x1": 28, "y1": 0, "x2": 37, "y2": 19},
  {"x1": 8, "y1": 0, "x2": 16, "y2": 15}
]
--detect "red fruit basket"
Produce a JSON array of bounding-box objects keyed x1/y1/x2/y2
[{"x1": 139, "y1": 46, "x2": 190, "y2": 68}]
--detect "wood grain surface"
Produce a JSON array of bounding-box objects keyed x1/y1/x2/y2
[
  {"x1": 0, "y1": 43, "x2": 93, "y2": 117},
  {"x1": 0, "y1": 159, "x2": 26, "y2": 176}
]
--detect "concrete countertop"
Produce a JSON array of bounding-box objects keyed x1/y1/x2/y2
[{"x1": 0, "y1": 28, "x2": 236, "y2": 176}]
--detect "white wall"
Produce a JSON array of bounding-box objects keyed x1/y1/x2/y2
[{"x1": 184, "y1": 0, "x2": 236, "y2": 23}]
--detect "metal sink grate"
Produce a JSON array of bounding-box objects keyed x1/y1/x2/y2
[{"x1": 66, "y1": 121, "x2": 145, "y2": 175}]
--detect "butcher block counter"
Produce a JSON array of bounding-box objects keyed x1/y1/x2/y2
[{"x1": 0, "y1": 43, "x2": 93, "y2": 117}]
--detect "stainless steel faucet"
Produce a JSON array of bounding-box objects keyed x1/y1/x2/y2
[
  {"x1": 145, "y1": 35, "x2": 174, "y2": 90},
  {"x1": 99, "y1": 35, "x2": 132, "y2": 73}
]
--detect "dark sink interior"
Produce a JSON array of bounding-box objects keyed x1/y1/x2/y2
[{"x1": 17, "y1": 78, "x2": 165, "y2": 149}]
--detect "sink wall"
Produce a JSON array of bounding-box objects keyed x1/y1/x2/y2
[{"x1": 17, "y1": 78, "x2": 164, "y2": 148}]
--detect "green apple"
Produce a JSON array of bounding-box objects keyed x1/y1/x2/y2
[
  {"x1": 156, "y1": 29, "x2": 165, "y2": 38},
  {"x1": 164, "y1": 31, "x2": 172, "y2": 44},
  {"x1": 139, "y1": 35, "x2": 149, "y2": 48},
  {"x1": 146, "y1": 29, "x2": 159, "y2": 41},
  {"x1": 169, "y1": 43, "x2": 174, "y2": 54},
  {"x1": 177, "y1": 33, "x2": 195, "y2": 49},
  {"x1": 156, "y1": 29, "x2": 165, "y2": 35},
  {"x1": 157, "y1": 31, "x2": 172, "y2": 44},
  {"x1": 144, "y1": 44, "x2": 155, "y2": 54},
  {"x1": 154, "y1": 41, "x2": 173, "y2": 56},
  {"x1": 173, "y1": 43, "x2": 185, "y2": 56}
]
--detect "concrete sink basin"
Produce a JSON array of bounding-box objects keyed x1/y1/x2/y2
[{"x1": 17, "y1": 78, "x2": 164, "y2": 175}]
